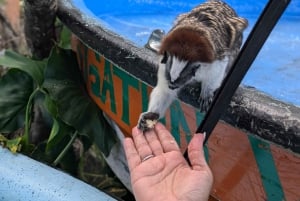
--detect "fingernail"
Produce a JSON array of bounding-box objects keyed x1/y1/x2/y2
[
  {"x1": 203, "y1": 132, "x2": 206, "y2": 140},
  {"x1": 196, "y1": 132, "x2": 206, "y2": 138}
]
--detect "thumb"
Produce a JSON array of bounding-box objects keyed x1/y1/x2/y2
[{"x1": 188, "y1": 133, "x2": 208, "y2": 171}]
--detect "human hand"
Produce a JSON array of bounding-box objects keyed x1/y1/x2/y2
[{"x1": 123, "y1": 123, "x2": 213, "y2": 201}]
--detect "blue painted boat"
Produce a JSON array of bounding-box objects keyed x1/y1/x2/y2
[
  {"x1": 3, "y1": 1, "x2": 300, "y2": 201},
  {"x1": 58, "y1": 0, "x2": 300, "y2": 149},
  {"x1": 30, "y1": 0, "x2": 300, "y2": 200}
]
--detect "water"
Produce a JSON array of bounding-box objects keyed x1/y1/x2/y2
[
  {"x1": 243, "y1": 17, "x2": 300, "y2": 105},
  {"x1": 73, "y1": 0, "x2": 300, "y2": 107}
]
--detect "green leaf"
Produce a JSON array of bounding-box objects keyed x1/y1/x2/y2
[
  {"x1": 46, "y1": 118, "x2": 60, "y2": 150},
  {"x1": 44, "y1": 94, "x2": 58, "y2": 117},
  {"x1": 0, "y1": 69, "x2": 34, "y2": 132},
  {"x1": 6, "y1": 136, "x2": 22, "y2": 153},
  {"x1": 43, "y1": 93, "x2": 74, "y2": 152},
  {"x1": 30, "y1": 134, "x2": 74, "y2": 167},
  {"x1": 0, "y1": 134, "x2": 22, "y2": 153},
  {"x1": 59, "y1": 26, "x2": 72, "y2": 49},
  {"x1": 43, "y1": 47, "x2": 117, "y2": 156},
  {"x1": 46, "y1": 118, "x2": 74, "y2": 152},
  {"x1": 0, "y1": 50, "x2": 46, "y2": 86}
]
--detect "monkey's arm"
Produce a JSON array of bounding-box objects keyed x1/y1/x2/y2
[{"x1": 137, "y1": 64, "x2": 177, "y2": 131}]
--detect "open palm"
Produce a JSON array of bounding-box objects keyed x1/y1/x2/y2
[{"x1": 123, "y1": 123, "x2": 213, "y2": 201}]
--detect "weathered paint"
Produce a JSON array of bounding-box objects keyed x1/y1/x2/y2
[
  {"x1": 271, "y1": 144, "x2": 300, "y2": 201},
  {"x1": 208, "y1": 122, "x2": 300, "y2": 201},
  {"x1": 249, "y1": 136, "x2": 285, "y2": 200},
  {"x1": 73, "y1": 38, "x2": 300, "y2": 201}
]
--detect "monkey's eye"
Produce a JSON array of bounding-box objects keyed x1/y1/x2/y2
[
  {"x1": 161, "y1": 52, "x2": 168, "y2": 64},
  {"x1": 191, "y1": 64, "x2": 200, "y2": 75}
]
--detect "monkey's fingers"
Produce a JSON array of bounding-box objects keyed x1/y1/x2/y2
[{"x1": 137, "y1": 112, "x2": 160, "y2": 132}]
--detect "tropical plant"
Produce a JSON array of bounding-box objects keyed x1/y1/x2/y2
[
  {"x1": 0, "y1": 17, "x2": 129, "y2": 198},
  {"x1": 0, "y1": 45, "x2": 117, "y2": 170}
]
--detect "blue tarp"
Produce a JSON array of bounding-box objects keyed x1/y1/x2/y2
[{"x1": 0, "y1": 147, "x2": 116, "y2": 201}]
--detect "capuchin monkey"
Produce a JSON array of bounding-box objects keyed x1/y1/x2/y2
[{"x1": 138, "y1": 0, "x2": 248, "y2": 131}]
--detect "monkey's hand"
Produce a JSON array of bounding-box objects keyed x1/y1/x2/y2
[
  {"x1": 198, "y1": 86, "x2": 217, "y2": 112},
  {"x1": 137, "y1": 112, "x2": 160, "y2": 132},
  {"x1": 198, "y1": 96, "x2": 213, "y2": 112}
]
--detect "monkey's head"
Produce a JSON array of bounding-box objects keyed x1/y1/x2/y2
[{"x1": 159, "y1": 28, "x2": 214, "y2": 89}]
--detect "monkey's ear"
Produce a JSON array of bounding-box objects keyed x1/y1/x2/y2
[{"x1": 161, "y1": 52, "x2": 168, "y2": 64}]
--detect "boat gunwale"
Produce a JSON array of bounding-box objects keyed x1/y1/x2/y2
[{"x1": 57, "y1": 0, "x2": 300, "y2": 153}]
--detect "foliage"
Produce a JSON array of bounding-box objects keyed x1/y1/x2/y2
[
  {"x1": 0, "y1": 46, "x2": 117, "y2": 167},
  {"x1": 0, "y1": 20, "x2": 130, "y2": 198},
  {"x1": 78, "y1": 144, "x2": 128, "y2": 198},
  {"x1": 0, "y1": 68, "x2": 33, "y2": 133},
  {"x1": 0, "y1": 9, "x2": 129, "y2": 199}
]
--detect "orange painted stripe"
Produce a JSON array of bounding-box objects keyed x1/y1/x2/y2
[{"x1": 208, "y1": 122, "x2": 266, "y2": 201}]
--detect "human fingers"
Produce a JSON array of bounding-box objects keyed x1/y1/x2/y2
[
  {"x1": 188, "y1": 133, "x2": 209, "y2": 171},
  {"x1": 132, "y1": 126, "x2": 154, "y2": 161},
  {"x1": 154, "y1": 123, "x2": 180, "y2": 152},
  {"x1": 144, "y1": 128, "x2": 164, "y2": 155},
  {"x1": 123, "y1": 137, "x2": 141, "y2": 171}
]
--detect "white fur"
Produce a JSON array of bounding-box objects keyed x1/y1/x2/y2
[
  {"x1": 170, "y1": 57, "x2": 188, "y2": 82},
  {"x1": 145, "y1": 55, "x2": 229, "y2": 118},
  {"x1": 195, "y1": 56, "x2": 229, "y2": 99},
  {"x1": 146, "y1": 60, "x2": 178, "y2": 118}
]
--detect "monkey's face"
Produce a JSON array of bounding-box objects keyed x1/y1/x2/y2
[{"x1": 161, "y1": 52, "x2": 200, "y2": 90}]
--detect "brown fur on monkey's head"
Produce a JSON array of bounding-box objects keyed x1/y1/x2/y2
[
  {"x1": 159, "y1": 28, "x2": 215, "y2": 63},
  {"x1": 159, "y1": 0, "x2": 248, "y2": 62}
]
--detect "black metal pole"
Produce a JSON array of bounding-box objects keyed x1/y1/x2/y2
[{"x1": 196, "y1": 0, "x2": 291, "y2": 144}]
